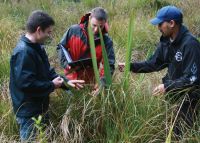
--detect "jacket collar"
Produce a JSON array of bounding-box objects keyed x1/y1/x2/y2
[
  {"x1": 21, "y1": 35, "x2": 40, "y2": 46},
  {"x1": 160, "y1": 25, "x2": 189, "y2": 46},
  {"x1": 171, "y1": 25, "x2": 189, "y2": 45},
  {"x1": 21, "y1": 35, "x2": 43, "y2": 53}
]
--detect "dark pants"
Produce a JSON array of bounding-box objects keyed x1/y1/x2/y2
[
  {"x1": 173, "y1": 94, "x2": 200, "y2": 139},
  {"x1": 16, "y1": 114, "x2": 49, "y2": 141}
]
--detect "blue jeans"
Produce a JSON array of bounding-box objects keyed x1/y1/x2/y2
[
  {"x1": 16, "y1": 114, "x2": 49, "y2": 141},
  {"x1": 16, "y1": 117, "x2": 36, "y2": 141}
]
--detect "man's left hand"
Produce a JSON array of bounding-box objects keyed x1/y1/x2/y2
[{"x1": 152, "y1": 84, "x2": 165, "y2": 96}]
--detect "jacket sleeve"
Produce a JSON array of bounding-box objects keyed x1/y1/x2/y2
[
  {"x1": 49, "y1": 67, "x2": 58, "y2": 80},
  {"x1": 57, "y1": 28, "x2": 72, "y2": 69},
  {"x1": 13, "y1": 50, "x2": 55, "y2": 96},
  {"x1": 41, "y1": 48, "x2": 58, "y2": 80},
  {"x1": 130, "y1": 43, "x2": 168, "y2": 73},
  {"x1": 164, "y1": 40, "x2": 200, "y2": 92}
]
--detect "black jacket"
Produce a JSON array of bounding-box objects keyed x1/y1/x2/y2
[
  {"x1": 130, "y1": 25, "x2": 200, "y2": 94},
  {"x1": 9, "y1": 36, "x2": 58, "y2": 117}
]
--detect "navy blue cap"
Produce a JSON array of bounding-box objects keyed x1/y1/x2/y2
[{"x1": 150, "y1": 6, "x2": 183, "y2": 25}]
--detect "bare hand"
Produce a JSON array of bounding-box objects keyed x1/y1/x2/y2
[
  {"x1": 66, "y1": 65, "x2": 81, "y2": 74},
  {"x1": 90, "y1": 83, "x2": 103, "y2": 96},
  {"x1": 118, "y1": 62, "x2": 125, "y2": 72},
  {"x1": 52, "y1": 76, "x2": 64, "y2": 89},
  {"x1": 152, "y1": 84, "x2": 165, "y2": 96},
  {"x1": 67, "y1": 65, "x2": 72, "y2": 71},
  {"x1": 67, "y1": 80, "x2": 85, "y2": 90}
]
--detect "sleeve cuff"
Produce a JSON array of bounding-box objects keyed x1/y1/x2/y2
[
  {"x1": 49, "y1": 81, "x2": 55, "y2": 92},
  {"x1": 130, "y1": 62, "x2": 135, "y2": 72},
  {"x1": 163, "y1": 82, "x2": 171, "y2": 92}
]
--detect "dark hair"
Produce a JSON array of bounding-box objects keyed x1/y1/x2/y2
[
  {"x1": 26, "y1": 10, "x2": 55, "y2": 33},
  {"x1": 174, "y1": 19, "x2": 183, "y2": 25},
  {"x1": 162, "y1": 18, "x2": 183, "y2": 27},
  {"x1": 90, "y1": 7, "x2": 108, "y2": 21},
  {"x1": 173, "y1": 12, "x2": 183, "y2": 26}
]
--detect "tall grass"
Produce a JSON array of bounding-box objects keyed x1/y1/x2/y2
[
  {"x1": 88, "y1": 24, "x2": 101, "y2": 85},
  {"x1": 123, "y1": 16, "x2": 134, "y2": 89},
  {"x1": 83, "y1": 0, "x2": 99, "y2": 8},
  {"x1": 99, "y1": 27, "x2": 112, "y2": 86}
]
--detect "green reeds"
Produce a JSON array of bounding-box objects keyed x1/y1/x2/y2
[
  {"x1": 87, "y1": 25, "x2": 112, "y2": 87},
  {"x1": 165, "y1": 96, "x2": 186, "y2": 143},
  {"x1": 99, "y1": 27, "x2": 112, "y2": 86},
  {"x1": 124, "y1": 16, "x2": 134, "y2": 89},
  {"x1": 88, "y1": 25, "x2": 101, "y2": 85}
]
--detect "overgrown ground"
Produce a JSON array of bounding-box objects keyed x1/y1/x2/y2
[{"x1": 0, "y1": 0, "x2": 200, "y2": 142}]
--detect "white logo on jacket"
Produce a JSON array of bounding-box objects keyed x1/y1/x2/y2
[
  {"x1": 190, "y1": 63, "x2": 197, "y2": 84},
  {"x1": 191, "y1": 63, "x2": 197, "y2": 74},
  {"x1": 175, "y1": 52, "x2": 182, "y2": 62},
  {"x1": 190, "y1": 76, "x2": 197, "y2": 84}
]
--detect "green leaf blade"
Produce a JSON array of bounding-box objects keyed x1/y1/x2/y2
[
  {"x1": 99, "y1": 27, "x2": 112, "y2": 86},
  {"x1": 88, "y1": 25, "x2": 101, "y2": 85}
]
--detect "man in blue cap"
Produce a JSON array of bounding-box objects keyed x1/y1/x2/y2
[{"x1": 119, "y1": 6, "x2": 200, "y2": 139}]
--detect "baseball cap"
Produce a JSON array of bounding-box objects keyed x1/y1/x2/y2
[{"x1": 150, "y1": 5, "x2": 183, "y2": 25}]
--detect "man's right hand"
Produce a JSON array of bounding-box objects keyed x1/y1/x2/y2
[
  {"x1": 67, "y1": 80, "x2": 85, "y2": 90},
  {"x1": 52, "y1": 76, "x2": 64, "y2": 89},
  {"x1": 118, "y1": 62, "x2": 125, "y2": 72}
]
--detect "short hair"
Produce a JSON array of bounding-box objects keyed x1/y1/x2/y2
[
  {"x1": 26, "y1": 10, "x2": 55, "y2": 33},
  {"x1": 174, "y1": 19, "x2": 183, "y2": 26},
  {"x1": 173, "y1": 12, "x2": 183, "y2": 26},
  {"x1": 90, "y1": 7, "x2": 108, "y2": 21}
]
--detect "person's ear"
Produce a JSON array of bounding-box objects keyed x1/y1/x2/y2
[
  {"x1": 169, "y1": 20, "x2": 175, "y2": 28},
  {"x1": 36, "y1": 26, "x2": 42, "y2": 34}
]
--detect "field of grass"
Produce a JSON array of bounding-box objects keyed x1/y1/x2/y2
[{"x1": 0, "y1": 0, "x2": 200, "y2": 142}]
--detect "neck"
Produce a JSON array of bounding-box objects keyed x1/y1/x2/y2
[
  {"x1": 25, "y1": 33, "x2": 37, "y2": 43},
  {"x1": 170, "y1": 25, "x2": 181, "y2": 40}
]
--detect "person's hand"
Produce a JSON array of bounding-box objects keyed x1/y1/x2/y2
[
  {"x1": 118, "y1": 62, "x2": 125, "y2": 72},
  {"x1": 90, "y1": 83, "x2": 103, "y2": 96},
  {"x1": 52, "y1": 76, "x2": 64, "y2": 89},
  {"x1": 66, "y1": 65, "x2": 73, "y2": 73},
  {"x1": 152, "y1": 84, "x2": 165, "y2": 96},
  {"x1": 66, "y1": 65, "x2": 81, "y2": 74},
  {"x1": 67, "y1": 65, "x2": 71, "y2": 70},
  {"x1": 67, "y1": 80, "x2": 85, "y2": 90}
]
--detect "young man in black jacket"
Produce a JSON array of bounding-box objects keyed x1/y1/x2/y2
[
  {"x1": 9, "y1": 10, "x2": 84, "y2": 141},
  {"x1": 119, "y1": 6, "x2": 200, "y2": 138}
]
